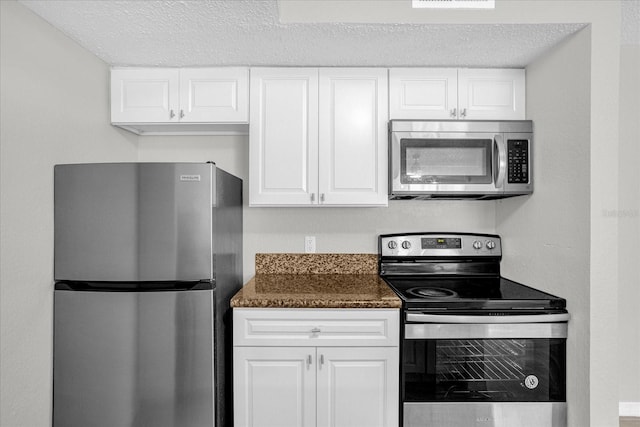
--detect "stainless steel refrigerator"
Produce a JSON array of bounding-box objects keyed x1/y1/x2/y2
[{"x1": 53, "y1": 162, "x2": 242, "y2": 427}]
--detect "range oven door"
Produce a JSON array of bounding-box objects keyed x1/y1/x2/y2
[{"x1": 402, "y1": 313, "x2": 568, "y2": 427}]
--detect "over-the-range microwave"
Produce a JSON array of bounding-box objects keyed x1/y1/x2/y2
[{"x1": 389, "y1": 120, "x2": 533, "y2": 200}]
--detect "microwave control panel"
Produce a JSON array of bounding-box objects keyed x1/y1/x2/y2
[{"x1": 507, "y1": 140, "x2": 529, "y2": 184}]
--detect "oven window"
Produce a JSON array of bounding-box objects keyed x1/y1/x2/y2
[
  {"x1": 400, "y1": 138, "x2": 492, "y2": 184},
  {"x1": 403, "y1": 338, "x2": 566, "y2": 402}
]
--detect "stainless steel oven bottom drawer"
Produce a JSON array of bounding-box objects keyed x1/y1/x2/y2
[{"x1": 404, "y1": 402, "x2": 567, "y2": 427}]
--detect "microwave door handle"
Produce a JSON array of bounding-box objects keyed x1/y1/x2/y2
[{"x1": 493, "y1": 134, "x2": 507, "y2": 188}]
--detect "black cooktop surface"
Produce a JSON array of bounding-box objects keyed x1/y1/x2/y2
[{"x1": 382, "y1": 275, "x2": 567, "y2": 311}]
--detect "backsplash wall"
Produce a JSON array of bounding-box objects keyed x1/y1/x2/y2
[{"x1": 137, "y1": 136, "x2": 497, "y2": 281}]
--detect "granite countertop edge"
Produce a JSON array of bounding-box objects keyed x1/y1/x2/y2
[{"x1": 230, "y1": 274, "x2": 402, "y2": 309}]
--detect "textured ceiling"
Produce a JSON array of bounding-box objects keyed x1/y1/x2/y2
[{"x1": 17, "y1": 0, "x2": 614, "y2": 68}]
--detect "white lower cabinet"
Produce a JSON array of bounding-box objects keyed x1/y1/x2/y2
[
  {"x1": 316, "y1": 347, "x2": 398, "y2": 427},
  {"x1": 233, "y1": 309, "x2": 399, "y2": 427},
  {"x1": 234, "y1": 347, "x2": 316, "y2": 427}
]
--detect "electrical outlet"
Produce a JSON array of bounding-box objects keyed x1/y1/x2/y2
[{"x1": 305, "y1": 236, "x2": 316, "y2": 253}]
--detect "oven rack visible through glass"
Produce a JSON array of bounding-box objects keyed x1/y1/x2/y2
[{"x1": 436, "y1": 339, "x2": 526, "y2": 382}]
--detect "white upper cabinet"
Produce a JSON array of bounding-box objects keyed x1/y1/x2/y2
[
  {"x1": 249, "y1": 68, "x2": 319, "y2": 206},
  {"x1": 318, "y1": 68, "x2": 388, "y2": 206},
  {"x1": 389, "y1": 68, "x2": 525, "y2": 120},
  {"x1": 389, "y1": 68, "x2": 458, "y2": 120},
  {"x1": 178, "y1": 68, "x2": 249, "y2": 123},
  {"x1": 111, "y1": 68, "x2": 180, "y2": 123},
  {"x1": 457, "y1": 68, "x2": 525, "y2": 120},
  {"x1": 110, "y1": 67, "x2": 249, "y2": 135},
  {"x1": 250, "y1": 67, "x2": 388, "y2": 207}
]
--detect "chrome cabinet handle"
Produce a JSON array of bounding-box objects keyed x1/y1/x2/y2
[
  {"x1": 320, "y1": 193, "x2": 325, "y2": 203},
  {"x1": 170, "y1": 109, "x2": 175, "y2": 119},
  {"x1": 310, "y1": 327, "x2": 321, "y2": 334},
  {"x1": 460, "y1": 108, "x2": 467, "y2": 118},
  {"x1": 319, "y1": 354, "x2": 324, "y2": 368},
  {"x1": 449, "y1": 108, "x2": 457, "y2": 118},
  {"x1": 179, "y1": 109, "x2": 185, "y2": 119},
  {"x1": 310, "y1": 193, "x2": 315, "y2": 203},
  {"x1": 307, "y1": 355, "x2": 312, "y2": 368}
]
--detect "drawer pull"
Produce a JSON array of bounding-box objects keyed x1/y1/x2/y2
[{"x1": 310, "y1": 327, "x2": 321, "y2": 334}]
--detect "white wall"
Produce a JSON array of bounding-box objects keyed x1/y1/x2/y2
[
  {"x1": 0, "y1": 1, "x2": 628, "y2": 426},
  {"x1": 618, "y1": 43, "x2": 640, "y2": 406},
  {"x1": 136, "y1": 136, "x2": 497, "y2": 281},
  {"x1": 0, "y1": 2, "x2": 137, "y2": 426},
  {"x1": 497, "y1": 28, "x2": 592, "y2": 427},
  {"x1": 281, "y1": 2, "x2": 623, "y2": 425}
]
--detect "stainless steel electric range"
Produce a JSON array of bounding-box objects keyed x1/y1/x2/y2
[{"x1": 379, "y1": 233, "x2": 569, "y2": 427}]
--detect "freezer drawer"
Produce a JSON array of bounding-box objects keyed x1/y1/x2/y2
[{"x1": 53, "y1": 288, "x2": 215, "y2": 427}]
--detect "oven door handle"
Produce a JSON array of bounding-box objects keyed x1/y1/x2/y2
[{"x1": 406, "y1": 313, "x2": 570, "y2": 324}]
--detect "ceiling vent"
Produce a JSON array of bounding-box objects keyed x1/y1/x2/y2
[{"x1": 412, "y1": 0, "x2": 495, "y2": 9}]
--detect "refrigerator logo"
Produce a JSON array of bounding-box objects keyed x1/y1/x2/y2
[{"x1": 180, "y1": 175, "x2": 201, "y2": 182}]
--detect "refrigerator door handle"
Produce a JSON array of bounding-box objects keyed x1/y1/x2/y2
[{"x1": 54, "y1": 280, "x2": 213, "y2": 292}]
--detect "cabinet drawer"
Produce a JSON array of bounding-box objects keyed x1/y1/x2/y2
[{"x1": 234, "y1": 308, "x2": 399, "y2": 347}]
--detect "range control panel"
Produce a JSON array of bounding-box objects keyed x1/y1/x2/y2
[
  {"x1": 421, "y1": 237, "x2": 462, "y2": 249},
  {"x1": 380, "y1": 233, "x2": 501, "y2": 257},
  {"x1": 507, "y1": 140, "x2": 530, "y2": 184}
]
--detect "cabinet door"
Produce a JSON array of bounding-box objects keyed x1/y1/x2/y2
[
  {"x1": 179, "y1": 68, "x2": 248, "y2": 123},
  {"x1": 250, "y1": 68, "x2": 319, "y2": 206},
  {"x1": 389, "y1": 68, "x2": 457, "y2": 120},
  {"x1": 316, "y1": 347, "x2": 399, "y2": 427},
  {"x1": 457, "y1": 68, "x2": 525, "y2": 120},
  {"x1": 318, "y1": 69, "x2": 388, "y2": 206},
  {"x1": 234, "y1": 347, "x2": 316, "y2": 427},
  {"x1": 111, "y1": 68, "x2": 179, "y2": 123}
]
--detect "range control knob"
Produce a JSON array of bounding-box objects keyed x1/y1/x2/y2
[
  {"x1": 473, "y1": 240, "x2": 483, "y2": 250},
  {"x1": 486, "y1": 240, "x2": 496, "y2": 250},
  {"x1": 401, "y1": 241, "x2": 411, "y2": 250},
  {"x1": 387, "y1": 241, "x2": 398, "y2": 250}
]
